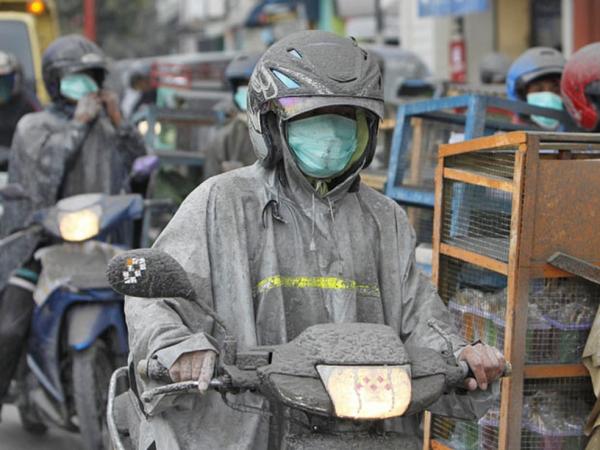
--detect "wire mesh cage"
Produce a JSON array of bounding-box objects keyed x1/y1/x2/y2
[
  {"x1": 441, "y1": 179, "x2": 512, "y2": 262},
  {"x1": 429, "y1": 132, "x2": 600, "y2": 449},
  {"x1": 433, "y1": 377, "x2": 593, "y2": 450},
  {"x1": 400, "y1": 118, "x2": 465, "y2": 191}
]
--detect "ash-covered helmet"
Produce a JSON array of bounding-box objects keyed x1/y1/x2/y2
[
  {"x1": 506, "y1": 47, "x2": 565, "y2": 100},
  {"x1": 561, "y1": 42, "x2": 600, "y2": 131},
  {"x1": 225, "y1": 52, "x2": 262, "y2": 92},
  {"x1": 247, "y1": 30, "x2": 384, "y2": 168},
  {"x1": 479, "y1": 52, "x2": 511, "y2": 84},
  {"x1": 0, "y1": 51, "x2": 21, "y2": 97},
  {"x1": 42, "y1": 34, "x2": 108, "y2": 101}
]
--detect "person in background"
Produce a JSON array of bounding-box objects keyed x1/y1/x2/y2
[
  {"x1": 479, "y1": 52, "x2": 511, "y2": 85},
  {"x1": 0, "y1": 51, "x2": 40, "y2": 170},
  {"x1": 202, "y1": 52, "x2": 262, "y2": 180},
  {"x1": 561, "y1": 42, "x2": 600, "y2": 131},
  {"x1": 0, "y1": 35, "x2": 146, "y2": 404},
  {"x1": 506, "y1": 47, "x2": 566, "y2": 129},
  {"x1": 121, "y1": 62, "x2": 157, "y2": 121}
]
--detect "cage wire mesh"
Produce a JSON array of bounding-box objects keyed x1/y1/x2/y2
[
  {"x1": 399, "y1": 118, "x2": 465, "y2": 192},
  {"x1": 435, "y1": 377, "x2": 593, "y2": 450},
  {"x1": 442, "y1": 179, "x2": 512, "y2": 262},
  {"x1": 433, "y1": 256, "x2": 596, "y2": 448},
  {"x1": 445, "y1": 150, "x2": 516, "y2": 180}
]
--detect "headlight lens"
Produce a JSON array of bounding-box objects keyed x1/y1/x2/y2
[
  {"x1": 316, "y1": 365, "x2": 411, "y2": 420},
  {"x1": 58, "y1": 209, "x2": 100, "y2": 242},
  {"x1": 137, "y1": 120, "x2": 149, "y2": 135}
]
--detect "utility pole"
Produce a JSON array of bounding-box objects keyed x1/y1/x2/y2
[{"x1": 83, "y1": 0, "x2": 97, "y2": 42}]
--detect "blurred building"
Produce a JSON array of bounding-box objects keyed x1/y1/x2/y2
[{"x1": 154, "y1": 0, "x2": 600, "y2": 83}]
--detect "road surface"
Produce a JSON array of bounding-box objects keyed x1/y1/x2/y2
[{"x1": 0, "y1": 405, "x2": 83, "y2": 450}]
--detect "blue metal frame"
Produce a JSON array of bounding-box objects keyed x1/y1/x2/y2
[
  {"x1": 384, "y1": 94, "x2": 576, "y2": 208},
  {"x1": 27, "y1": 288, "x2": 127, "y2": 402}
]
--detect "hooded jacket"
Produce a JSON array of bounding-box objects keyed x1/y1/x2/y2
[
  {"x1": 125, "y1": 141, "x2": 495, "y2": 449},
  {"x1": 0, "y1": 103, "x2": 146, "y2": 290}
]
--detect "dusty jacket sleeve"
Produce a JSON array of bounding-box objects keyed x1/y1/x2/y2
[
  {"x1": 391, "y1": 205, "x2": 497, "y2": 420},
  {"x1": 124, "y1": 183, "x2": 218, "y2": 413},
  {"x1": 9, "y1": 115, "x2": 89, "y2": 211}
]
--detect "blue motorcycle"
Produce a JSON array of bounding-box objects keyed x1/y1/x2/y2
[{"x1": 1, "y1": 192, "x2": 166, "y2": 450}]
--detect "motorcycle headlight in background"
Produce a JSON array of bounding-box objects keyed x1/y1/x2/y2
[
  {"x1": 58, "y1": 209, "x2": 100, "y2": 242},
  {"x1": 137, "y1": 120, "x2": 161, "y2": 136},
  {"x1": 316, "y1": 365, "x2": 411, "y2": 420}
]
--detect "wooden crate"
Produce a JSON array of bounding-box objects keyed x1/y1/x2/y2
[{"x1": 424, "y1": 131, "x2": 600, "y2": 450}]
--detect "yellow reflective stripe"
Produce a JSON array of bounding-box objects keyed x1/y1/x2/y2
[{"x1": 256, "y1": 275, "x2": 380, "y2": 297}]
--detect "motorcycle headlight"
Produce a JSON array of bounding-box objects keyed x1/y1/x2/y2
[
  {"x1": 316, "y1": 365, "x2": 411, "y2": 420},
  {"x1": 58, "y1": 209, "x2": 100, "y2": 242},
  {"x1": 137, "y1": 120, "x2": 149, "y2": 135}
]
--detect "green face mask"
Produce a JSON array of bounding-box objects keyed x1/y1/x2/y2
[
  {"x1": 527, "y1": 91, "x2": 563, "y2": 130},
  {"x1": 288, "y1": 113, "x2": 358, "y2": 179},
  {"x1": 234, "y1": 85, "x2": 248, "y2": 111},
  {"x1": 60, "y1": 73, "x2": 99, "y2": 101}
]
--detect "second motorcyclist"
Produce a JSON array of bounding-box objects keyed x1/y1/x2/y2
[
  {"x1": 0, "y1": 34, "x2": 146, "y2": 405},
  {"x1": 125, "y1": 31, "x2": 504, "y2": 449},
  {"x1": 202, "y1": 52, "x2": 262, "y2": 180}
]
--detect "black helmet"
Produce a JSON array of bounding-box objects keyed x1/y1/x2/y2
[
  {"x1": 479, "y1": 52, "x2": 511, "y2": 84},
  {"x1": 247, "y1": 30, "x2": 384, "y2": 168},
  {"x1": 42, "y1": 34, "x2": 108, "y2": 101},
  {"x1": 224, "y1": 52, "x2": 262, "y2": 92}
]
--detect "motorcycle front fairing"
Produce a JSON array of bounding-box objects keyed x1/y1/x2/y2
[
  {"x1": 218, "y1": 323, "x2": 465, "y2": 421},
  {"x1": 28, "y1": 287, "x2": 125, "y2": 403},
  {"x1": 28, "y1": 241, "x2": 129, "y2": 403},
  {"x1": 33, "y1": 193, "x2": 144, "y2": 243}
]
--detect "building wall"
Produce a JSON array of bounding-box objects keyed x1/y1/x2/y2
[
  {"x1": 573, "y1": 0, "x2": 600, "y2": 50},
  {"x1": 399, "y1": 0, "x2": 452, "y2": 78},
  {"x1": 496, "y1": 0, "x2": 531, "y2": 59}
]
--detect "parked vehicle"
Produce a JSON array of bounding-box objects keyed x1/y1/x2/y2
[{"x1": 106, "y1": 248, "x2": 510, "y2": 450}]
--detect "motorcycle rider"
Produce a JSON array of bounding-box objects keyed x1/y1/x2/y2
[
  {"x1": 125, "y1": 31, "x2": 504, "y2": 449},
  {"x1": 202, "y1": 52, "x2": 261, "y2": 180},
  {"x1": 0, "y1": 35, "x2": 146, "y2": 402},
  {"x1": 0, "y1": 51, "x2": 40, "y2": 170},
  {"x1": 561, "y1": 42, "x2": 600, "y2": 131},
  {"x1": 506, "y1": 47, "x2": 566, "y2": 129}
]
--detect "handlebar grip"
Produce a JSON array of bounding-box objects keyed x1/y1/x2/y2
[{"x1": 138, "y1": 359, "x2": 173, "y2": 383}]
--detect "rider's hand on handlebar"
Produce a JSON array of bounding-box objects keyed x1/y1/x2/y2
[
  {"x1": 169, "y1": 350, "x2": 217, "y2": 393},
  {"x1": 74, "y1": 94, "x2": 102, "y2": 124},
  {"x1": 459, "y1": 343, "x2": 505, "y2": 391}
]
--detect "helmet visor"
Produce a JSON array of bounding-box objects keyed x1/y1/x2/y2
[{"x1": 268, "y1": 96, "x2": 384, "y2": 121}]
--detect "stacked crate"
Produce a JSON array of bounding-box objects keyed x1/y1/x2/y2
[{"x1": 425, "y1": 132, "x2": 600, "y2": 450}]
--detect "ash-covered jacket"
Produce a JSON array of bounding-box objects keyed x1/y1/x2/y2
[
  {"x1": 125, "y1": 145, "x2": 495, "y2": 450},
  {"x1": 0, "y1": 105, "x2": 146, "y2": 290}
]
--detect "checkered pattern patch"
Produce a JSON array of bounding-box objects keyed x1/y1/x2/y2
[{"x1": 123, "y1": 257, "x2": 147, "y2": 284}]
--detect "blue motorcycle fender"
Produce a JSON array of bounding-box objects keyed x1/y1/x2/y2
[{"x1": 67, "y1": 303, "x2": 128, "y2": 354}]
